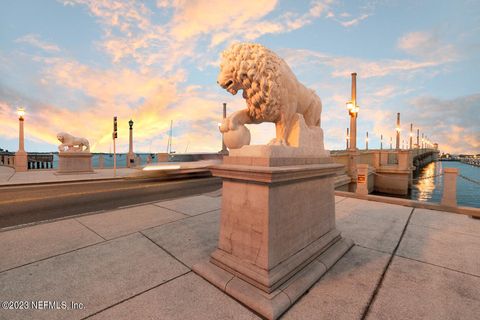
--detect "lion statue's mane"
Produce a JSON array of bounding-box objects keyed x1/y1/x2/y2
[
  {"x1": 57, "y1": 132, "x2": 90, "y2": 152},
  {"x1": 218, "y1": 43, "x2": 322, "y2": 146}
]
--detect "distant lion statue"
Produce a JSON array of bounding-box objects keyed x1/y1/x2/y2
[
  {"x1": 218, "y1": 43, "x2": 323, "y2": 147},
  {"x1": 57, "y1": 132, "x2": 90, "y2": 152}
]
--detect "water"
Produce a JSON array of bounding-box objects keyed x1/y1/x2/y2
[
  {"x1": 52, "y1": 153, "x2": 155, "y2": 169},
  {"x1": 411, "y1": 161, "x2": 480, "y2": 208}
]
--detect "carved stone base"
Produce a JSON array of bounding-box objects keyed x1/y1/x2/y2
[
  {"x1": 193, "y1": 156, "x2": 352, "y2": 319},
  {"x1": 14, "y1": 151, "x2": 28, "y2": 172},
  {"x1": 57, "y1": 152, "x2": 94, "y2": 174},
  {"x1": 194, "y1": 238, "x2": 352, "y2": 319}
]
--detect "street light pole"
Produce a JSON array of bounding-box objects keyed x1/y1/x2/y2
[
  {"x1": 127, "y1": 119, "x2": 134, "y2": 167},
  {"x1": 219, "y1": 102, "x2": 228, "y2": 154},
  {"x1": 395, "y1": 112, "x2": 401, "y2": 150},
  {"x1": 14, "y1": 107, "x2": 28, "y2": 172},
  {"x1": 365, "y1": 131, "x2": 368, "y2": 150},
  {"x1": 345, "y1": 72, "x2": 359, "y2": 180},
  {"x1": 416, "y1": 129, "x2": 420, "y2": 149},
  {"x1": 346, "y1": 128, "x2": 349, "y2": 149},
  {"x1": 409, "y1": 123, "x2": 413, "y2": 149},
  {"x1": 346, "y1": 73, "x2": 358, "y2": 150}
]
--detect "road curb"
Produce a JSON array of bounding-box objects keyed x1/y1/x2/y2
[{"x1": 0, "y1": 177, "x2": 126, "y2": 188}]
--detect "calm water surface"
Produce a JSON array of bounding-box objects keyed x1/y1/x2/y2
[
  {"x1": 411, "y1": 161, "x2": 480, "y2": 208},
  {"x1": 52, "y1": 153, "x2": 154, "y2": 169}
]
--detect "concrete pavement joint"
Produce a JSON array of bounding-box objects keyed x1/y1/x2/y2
[
  {"x1": 81, "y1": 270, "x2": 193, "y2": 320},
  {"x1": 394, "y1": 254, "x2": 480, "y2": 279},
  {"x1": 151, "y1": 203, "x2": 221, "y2": 217},
  {"x1": 6, "y1": 170, "x2": 16, "y2": 182},
  {"x1": 74, "y1": 218, "x2": 108, "y2": 241},
  {"x1": 360, "y1": 207, "x2": 415, "y2": 320},
  {"x1": 335, "y1": 197, "x2": 348, "y2": 204},
  {"x1": 408, "y1": 221, "x2": 480, "y2": 238},
  {"x1": 0, "y1": 209, "x2": 108, "y2": 233},
  {"x1": 140, "y1": 231, "x2": 191, "y2": 270},
  {"x1": 354, "y1": 243, "x2": 391, "y2": 255}
]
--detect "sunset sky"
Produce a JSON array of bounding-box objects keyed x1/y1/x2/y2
[{"x1": 0, "y1": 0, "x2": 479, "y2": 154}]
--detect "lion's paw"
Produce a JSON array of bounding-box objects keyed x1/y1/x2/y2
[{"x1": 268, "y1": 138, "x2": 286, "y2": 146}]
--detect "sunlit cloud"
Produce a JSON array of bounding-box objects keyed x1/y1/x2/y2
[
  {"x1": 15, "y1": 34, "x2": 61, "y2": 52},
  {"x1": 340, "y1": 13, "x2": 369, "y2": 27}
]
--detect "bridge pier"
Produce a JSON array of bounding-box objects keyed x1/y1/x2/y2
[{"x1": 332, "y1": 148, "x2": 439, "y2": 196}]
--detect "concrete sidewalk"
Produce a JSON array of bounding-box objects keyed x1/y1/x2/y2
[
  {"x1": 0, "y1": 191, "x2": 479, "y2": 319},
  {"x1": 0, "y1": 166, "x2": 138, "y2": 186}
]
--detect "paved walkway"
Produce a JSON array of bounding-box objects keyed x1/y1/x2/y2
[
  {"x1": 0, "y1": 191, "x2": 479, "y2": 319},
  {"x1": 0, "y1": 166, "x2": 138, "y2": 186}
]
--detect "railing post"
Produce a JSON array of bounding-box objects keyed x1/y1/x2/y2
[
  {"x1": 356, "y1": 164, "x2": 369, "y2": 195},
  {"x1": 441, "y1": 168, "x2": 458, "y2": 207},
  {"x1": 98, "y1": 154, "x2": 104, "y2": 169}
]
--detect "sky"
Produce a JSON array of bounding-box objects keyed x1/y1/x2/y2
[{"x1": 0, "y1": 0, "x2": 479, "y2": 154}]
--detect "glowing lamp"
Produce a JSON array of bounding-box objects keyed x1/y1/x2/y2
[
  {"x1": 17, "y1": 107, "x2": 25, "y2": 118},
  {"x1": 346, "y1": 101, "x2": 354, "y2": 111}
]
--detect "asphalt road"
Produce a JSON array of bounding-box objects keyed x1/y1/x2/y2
[{"x1": 0, "y1": 175, "x2": 222, "y2": 229}]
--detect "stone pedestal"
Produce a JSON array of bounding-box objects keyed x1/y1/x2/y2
[
  {"x1": 98, "y1": 154, "x2": 105, "y2": 169},
  {"x1": 57, "y1": 152, "x2": 94, "y2": 174},
  {"x1": 14, "y1": 151, "x2": 28, "y2": 172},
  {"x1": 127, "y1": 152, "x2": 135, "y2": 168},
  {"x1": 441, "y1": 168, "x2": 458, "y2": 207},
  {"x1": 193, "y1": 146, "x2": 353, "y2": 319}
]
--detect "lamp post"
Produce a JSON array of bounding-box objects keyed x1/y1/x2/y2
[
  {"x1": 219, "y1": 102, "x2": 228, "y2": 154},
  {"x1": 416, "y1": 129, "x2": 420, "y2": 149},
  {"x1": 345, "y1": 73, "x2": 360, "y2": 180},
  {"x1": 346, "y1": 128, "x2": 349, "y2": 149},
  {"x1": 395, "y1": 112, "x2": 401, "y2": 150},
  {"x1": 409, "y1": 123, "x2": 413, "y2": 149},
  {"x1": 380, "y1": 134, "x2": 383, "y2": 150},
  {"x1": 127, "y1": 119, "x2": 135, "y2": 167},
  {"x1": 421, "y1": 133, "x2": 425, "y2": 150},
  {"x1": 365, "y1": 131, "x2": 369, "y2": 150},
  {"x1": 14, "y1": 107, "x2": 28, "y2": 172},
  {"x1": 346, "y1": 73, "x2": 359, "y2": 151},
  {"x1": 390, "y1": 137, "x2": 392, "y2": 149}
]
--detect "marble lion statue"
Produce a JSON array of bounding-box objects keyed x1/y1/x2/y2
[
  {"x1": 218, "y1": 43, "x2": 323, "y2": 147},
  {"x1": 57, "y1": 132, "x2": 90, "y2": 152}
]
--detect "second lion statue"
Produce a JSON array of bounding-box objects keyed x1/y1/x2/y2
[
  {"x1": 57, "y1": 132, "x2": 90, "y2": 152},
  {"x1": 218, "y1": 43, "x2": 323, "y2": 148}
]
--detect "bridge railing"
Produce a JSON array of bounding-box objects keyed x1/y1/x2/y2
[{"x1": 0, "y1": 153, "x2": 15, "y2": 167}]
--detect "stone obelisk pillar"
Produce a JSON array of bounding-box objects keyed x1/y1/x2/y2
[{"x1": 14, "y1": 109, "x2": 28, "y2": 172}]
